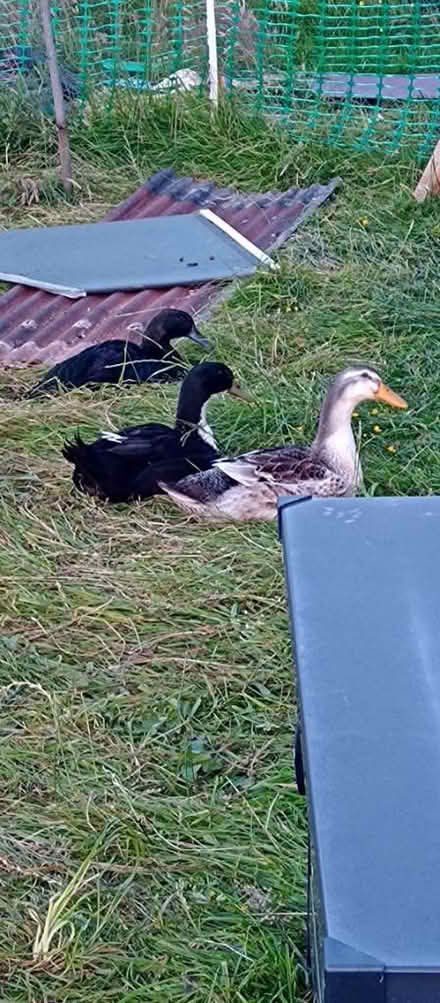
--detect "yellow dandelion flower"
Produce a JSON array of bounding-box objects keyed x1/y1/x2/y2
[
  {"x1": 386, "y1": 445, "x2": 397, "y2": 454},
  {"x1": 373, "y1": 425, "x2": 381, "y2": 433},
  {"x1": 371, "y1": 407, "x2": 378, "y2": 415}
]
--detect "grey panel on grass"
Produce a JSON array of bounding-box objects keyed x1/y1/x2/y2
[
  {"x1": 279, "y1": 495, "x2": 440, "y2": 1002},
  {"x1": 307, "y1": 71, "x2": 440, "y2": 102},
  {"x1": 0, "y1": 212, "x2": 269, "y2": 298}
]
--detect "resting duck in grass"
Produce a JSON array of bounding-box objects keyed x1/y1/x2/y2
[
  {"x1": 25, "y1": 309, "x2": 209, "y2": 398},
  {"x1": 62, "y1": 361, "x2": 250, "y2": 503},
  {"x1": 159, "y1": 367, "x2": 408, "y2": 522}
]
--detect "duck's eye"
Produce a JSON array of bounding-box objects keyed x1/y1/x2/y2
[{"x1": 361, "y1": 371, "x2": 371, "y2": 379}]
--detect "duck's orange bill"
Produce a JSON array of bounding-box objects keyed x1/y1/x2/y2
[{"x1": 374, "y1": 382, "x2": 408, "y2": 410}]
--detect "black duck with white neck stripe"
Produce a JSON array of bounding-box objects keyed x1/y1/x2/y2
[{"x1": 62, "y1": 362, "x2": 250, "y2": 503}]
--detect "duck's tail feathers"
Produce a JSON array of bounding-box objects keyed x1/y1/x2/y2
[
  {"x1": 0, "y1": 386, "x2": 27, "y2": 402},
  {"x1": 23, "y1": 383, "x2": 45, "y2": 400},
  {"x1": 24, "y1": 374, "x2": 66, "y2": 399},
  {"x1": 62, "y1": 432, "x2": 88, "y2": 465},
  {"x1": 63, "y1": 433, "x2": 105, "y2": 498}
]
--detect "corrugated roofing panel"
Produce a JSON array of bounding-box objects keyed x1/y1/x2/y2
[{"x1": 0, "y1": 168, "x2": 339, "y2": 366}]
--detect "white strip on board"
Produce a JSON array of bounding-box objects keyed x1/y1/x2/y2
[
  {"x1": 0, "y1": 273, "x2": 86, "y2": 298},
  {"x1": 199, "y1": 209, "x2": 279, "y2": 271}
]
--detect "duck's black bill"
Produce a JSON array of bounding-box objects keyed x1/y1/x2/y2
[
  {"x1": 228, "y1": 382, "x2": 253, "y2": 403},
  {"x1": 188, "y1": 325, "x2": 210, "y2": 349}
]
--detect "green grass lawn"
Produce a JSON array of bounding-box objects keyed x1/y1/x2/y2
[{"x1": 0, "y1": 95, "x2": 439, "y2": 1001}]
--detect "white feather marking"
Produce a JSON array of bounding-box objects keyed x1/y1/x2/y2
[
  {"x1": 198, "y1": 402, "x2": 217, "y2": 450},
  {"x1": 215, "y1": 459, "x2": 258, "y2": 485},
  {"x1": 101, "y1": 432, "x2": 125, "y2": 444}
]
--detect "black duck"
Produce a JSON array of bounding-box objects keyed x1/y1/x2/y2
[
  {"x1": 26, "y1": 309, "x2": 209, "y2": 398},
  {"x1": 62, "y1": 361, "x2": 250, "y2": 503}
]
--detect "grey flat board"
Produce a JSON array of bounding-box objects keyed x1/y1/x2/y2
[
  {"x1": 279, "y1": 496, "x2": 440, "y2": 1001},
  {"x1": 0, "y1": 213, "x2": 267, "y2": 298},
  {"x1": 307, "y1": 71, "x2": 440, "y2": 102}
]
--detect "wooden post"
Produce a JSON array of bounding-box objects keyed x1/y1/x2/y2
[
  {"x1": 413, "y1": 138, "x2": 440, "y2": 203},
  {"x1": 39, "y1": 0, "x2": 73, "y2": 196}
]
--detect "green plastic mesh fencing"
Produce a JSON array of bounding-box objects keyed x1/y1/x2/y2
[
  {"x1": 1, "y1": 0, "x2": 440, "y2": 155},
  {"x1": 224, "y1": 0, "x2": 440, "y2": 156}
]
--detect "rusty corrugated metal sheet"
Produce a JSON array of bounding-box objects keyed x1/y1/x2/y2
[{"x1": 0, "y1": 168, "x2": 339, "y2": 367}]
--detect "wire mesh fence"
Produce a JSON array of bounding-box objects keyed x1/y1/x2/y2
[{"x1": 1, "y1": 0, "x2": 440, "y2": 155}]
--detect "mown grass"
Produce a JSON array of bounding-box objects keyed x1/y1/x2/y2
[{"x1": 0, "y1": 94, "x2": 440, "y2": 1001}]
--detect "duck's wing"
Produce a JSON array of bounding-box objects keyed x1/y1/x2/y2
[
  {"x1": 26, "y1": 343, "x2": 128, "y2": 396},
  {"x1": 216, "y1": 444, "x2": 346, "y2": 494},
  {"x1": 25, "y1": 356, "x2": 74, "y2": 398},
  {"x1": 162, "y1": 446, "x2": 324, "y2": 501},
  {"x1": 131, "y1": 449, "x2": 219, "y2": 500},
  {"x1": 160, "y1": 444, "x2": 348, "y2": 518},
  {"x1": 83, "y1": 341, "x2": 159, "y2": 384},
  {"x1": 105, "y1": 423, "x2": 173, "y2": 457},
  {"x1": 215, "y1": 445, "x2": 315, "y2": 482},
  {"x1": 25, "y1": 340, "x2": 160, "y2": 398},
  {"x1": 160, "y1": 466, "x2": 234, "y2": 504},
  {"x1": 43, "y1": 344, "x2": 109, "y2": 389},
  {"x1": 119, "y1": 422, "x2": 170, "y2": 438}
]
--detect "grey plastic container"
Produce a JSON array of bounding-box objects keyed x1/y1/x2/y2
[{"x1": 278, "y1": 495, "x2": 440, "y2": 1003}]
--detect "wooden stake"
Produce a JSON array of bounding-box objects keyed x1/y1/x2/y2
[
  {"x1": 413, "y1": 138, "x2": 440, "y2": 203},
  {"x1": 39, "y1": 0, "x2": 73, "y2": 195}
]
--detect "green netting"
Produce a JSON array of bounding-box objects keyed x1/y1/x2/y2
[
  {"x1": 222, "y1": 0, "x2": 440, "y2": 155},
  {"x1": 1, "y1": 0, "x2": 440, "y2": 154},
  {"x1": 0, "y1": 0, "x2": 209, "y2": 93}
]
